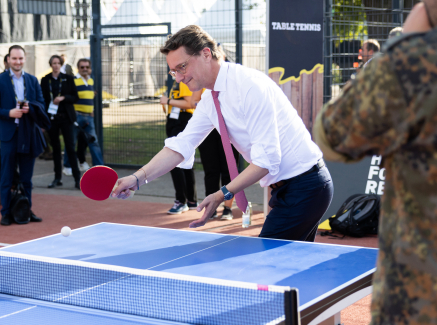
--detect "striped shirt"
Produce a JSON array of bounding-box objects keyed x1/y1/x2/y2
[{"x1": 74, "y1": 75, "x2": 94, "y2": 113}]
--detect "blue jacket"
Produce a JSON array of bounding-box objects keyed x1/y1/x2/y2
[{"x1": 0, "y1": 71, "x2": 50, "y2": 157}]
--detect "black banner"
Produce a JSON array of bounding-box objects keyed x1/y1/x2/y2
[{"x1": 269, "y1": 0, "x2": 324, "y2": 80}]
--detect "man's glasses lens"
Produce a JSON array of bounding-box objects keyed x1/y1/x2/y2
[{"x1": 168, "y1": 53, "x2": 194, "y2": 77}]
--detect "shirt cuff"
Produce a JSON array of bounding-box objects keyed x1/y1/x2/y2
[
  {"x1": 250, "y1": 143, "x2": 280, "y2": 176},
  {"x1": 164, "y1": 137, "x2": 195, "y2": 169}
]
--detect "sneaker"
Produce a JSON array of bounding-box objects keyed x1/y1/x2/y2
[
  {"x1": 62, "y1": 167, "x2": 72, "y2": 176},
  {"x1": 187, "y1": 201, "x2": 198, "y2": 210},
  {"x1": 221, "y1": 207, "x2": 233, "y2": 220},
  {"x1": 209, "y1": 210, "x2": 218, "y2": 220},
  {"x1": 167, "y1": 201, "x2": 189, "y2": 215},
  {"x1": 79, "y1": 161, "x2": 91, "y2": 172}
]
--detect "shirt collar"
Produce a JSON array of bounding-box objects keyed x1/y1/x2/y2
[
  {"x1": 78, "y1": 73, "x2": 89, "y2": 82},
  {"x1": 213, "y1": 61, "x2": 228, "y2": 92},
  {"x1": 10, "y1": 69, "x2": 25, "y2": 79}
]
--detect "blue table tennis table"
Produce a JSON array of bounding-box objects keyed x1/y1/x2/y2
[{"x1": 0, "y1": 223, "x2": 378, "y2": 325}]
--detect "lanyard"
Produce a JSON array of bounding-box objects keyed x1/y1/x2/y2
[
  {"x1": 49, "y1": 77, "x2": 63, "y2": 101},
  {"x1": 9, "y1": 73, "x2": 26, "y2": 102}
]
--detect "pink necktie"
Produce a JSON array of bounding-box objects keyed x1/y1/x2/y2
[{"x1": 211, "y1": 90, "x2": 248, "y2": 212}]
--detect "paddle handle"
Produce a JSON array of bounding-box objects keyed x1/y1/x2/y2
[{"x1": 112, "y1": 184, "x2": 135, "y2": 199}]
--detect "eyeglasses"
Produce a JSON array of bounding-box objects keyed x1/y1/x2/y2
[
  {"x1": 80, "y1": 66, "x2": 89, "y2": 69},
  {"x1": 168, "y1": 53, "x2": 195, "y2": 77}
]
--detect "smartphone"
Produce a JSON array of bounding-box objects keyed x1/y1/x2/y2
[{"x1": 19, "y1": 101, "x2": 28, "y2": 109}]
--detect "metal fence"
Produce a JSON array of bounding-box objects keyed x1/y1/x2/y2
[
  {"x1": 96, "y1": 0, "x2": 267, "y2": 168},
  {"x1": 323, "y1": 0, "x2": 420, "y2": 103},
  {"x1": 0, "y1": 0, "x2": 422, "y2": 169}
]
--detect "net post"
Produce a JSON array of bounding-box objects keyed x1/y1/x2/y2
[{"x1": 284, "y1": 287, "x2": 300, "y2": 325}]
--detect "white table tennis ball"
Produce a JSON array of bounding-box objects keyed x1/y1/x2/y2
[{"x1": 61, "y1": 226, "x2": 71, "y2": 237}]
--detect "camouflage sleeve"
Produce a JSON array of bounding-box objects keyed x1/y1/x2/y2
[{"x1": 314, "y1": 53, "x2": 409, "y2": 162}]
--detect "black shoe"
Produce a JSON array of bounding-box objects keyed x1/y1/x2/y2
[
  {"x1": 30, "y1": 211, "x2": 42, "y2": 222},
  {"x1": 209, "y1": 210, "x2": 218, "y2": 220},
  {"x1": 48, "y1": 179, "x2": 63, "y2": 188},
  {"x1": 1, "y1": 214, "x2": 12, "y2": 226},
  {"x1": 75, "y1": 181, "x2": 81, "y2": 190},
  {"x1": 221, "y1": 206, "x2": 234, "y2": 220},
  {"x1": 187, "y1": 201, "x2": 199, "y2": 210}
]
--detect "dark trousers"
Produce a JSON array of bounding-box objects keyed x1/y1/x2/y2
[
  {"x1": 1, "y1": 132, "x2": 35, "y2": 216},
  {"x1": 166, "y1": 113, "x2": 197, "y2": 204},
  {"x1": 47, "y1": 116, "x2": 81, "y2": 182},
  {"x1": 76, "y1": 131, "x2": 88, "y2": 163},
  {"x1": 259, "y1": 166, "x2": 334, "y2": 241},
  {"x1": 198, "y1": 129, "x2": 239, "y2": 196}
]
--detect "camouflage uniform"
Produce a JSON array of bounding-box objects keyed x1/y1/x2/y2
[{"x1": 313, "y1": 29, "x2": 437, "y2": 324}]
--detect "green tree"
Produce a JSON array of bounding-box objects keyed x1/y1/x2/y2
[{"x1": 332, "y1": 0, "x2": 368, "y2": 47}]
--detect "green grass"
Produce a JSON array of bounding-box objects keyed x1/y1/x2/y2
[{"x1": 103, "y1": 121, "x2": 203, "y2": 169}]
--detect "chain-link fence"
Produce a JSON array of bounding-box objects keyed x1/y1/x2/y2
[
  {"x1": 1, "y1": 0, "x2": 422, "y2": 169},
  {"x1": 98, "y1": 0, "x2": 266, "y2": 168},
  {"x1": 323, "y1": 0, "x2": 420, "y2": 103}
]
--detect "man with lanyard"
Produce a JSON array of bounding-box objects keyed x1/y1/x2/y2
[
  {"x1": 41, "y1": 55, "x2": 80, "y2": 189},
  {"x1": 63, "y1": 58, "x2": 104, "y2": 175},
  {"x1": 0, "y1": 45, "x2": 48, "y2": 226},
  {"x1": 113, "y1": 25, "x2": 333, "y2": 241}
]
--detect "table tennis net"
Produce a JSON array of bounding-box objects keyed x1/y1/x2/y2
[{"x1": 0, "y1": 251, "x2": 298, "y2": 325}]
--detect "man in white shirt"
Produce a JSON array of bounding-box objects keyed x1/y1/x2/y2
[{"x1": 113, "y1": 25, "x2": 333, "y2": 241}]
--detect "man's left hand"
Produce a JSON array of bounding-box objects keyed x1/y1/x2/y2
[
  {"x1": 189, "y1": 191, "x2": 224, "y2": 228},
  {"x1": 21, "y1": 102, "x2": 29, "y2": 114},
  {"x1": 53, "y1": 96, "x2": 65, "y2": 105}
]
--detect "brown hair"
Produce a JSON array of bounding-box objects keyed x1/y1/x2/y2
[
  {"x1": 8, "y1": 45, "x2": 25, "y2": 55},
  {"x1": 49, "y1": 55, "x2": 64, "y2": 66},
  {"x1": 160, "y1": 25, "x2": 222, "y2": 60},
  {"x1": 77, "y1": 58, "x2": 91, "y2": 69},
  {"x1": 363, "y1": 39, "x2": 380, "y2": 53}
]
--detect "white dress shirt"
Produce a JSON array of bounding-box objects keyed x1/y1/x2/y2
[
  {"x1": 10, "y1": 70, "x2": 25, "y2": 125},
  {"x1": 165, "y1": 62, "x2": 323, "y2": 187}
]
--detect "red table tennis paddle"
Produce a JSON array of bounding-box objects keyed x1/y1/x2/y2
[{"x1": 80, "y1": 166, "x2": 135, "y2": 201}]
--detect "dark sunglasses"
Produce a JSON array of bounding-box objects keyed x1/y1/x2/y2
[{"x1": 80, "y1": 66, "x2": 89, "y2": 69}]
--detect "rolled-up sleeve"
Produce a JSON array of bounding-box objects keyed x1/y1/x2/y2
[
  {"x1": 243, "y1": 80, "x2": 281, "y2": 175},
  {"x1": 164, "y1": 102, "x2": 214, "y2": 169}
]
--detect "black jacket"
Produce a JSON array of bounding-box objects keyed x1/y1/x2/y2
[{"x1": 40, "y1": 72, "x2": 79, "y2": 123}]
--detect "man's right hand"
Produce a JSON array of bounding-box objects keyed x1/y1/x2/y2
[{"x1": 9, "y1": 108, "x2": 24, "y2": 118}]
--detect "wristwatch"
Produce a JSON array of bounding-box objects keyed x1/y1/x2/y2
[{"x1": 221, "y1": 186, "x2": 234, "y2": 201}]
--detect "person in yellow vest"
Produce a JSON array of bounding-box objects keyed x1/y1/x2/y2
[
  {"x1": 63, "y1": 58, "x2": 104, "y2": 176},
  {"x1": 160, "y1": 80, "x2": 198, "y2": 214}
]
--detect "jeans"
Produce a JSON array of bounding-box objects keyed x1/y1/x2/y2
[
  {"x1": 259, "y1": 166, "x2": 334, "y2": 241},
  {"x1": 64, "y1": 114, "x2": 104, "y2": 167}
]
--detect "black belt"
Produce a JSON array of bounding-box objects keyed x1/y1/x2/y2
[
  {"x1": 76, "y1": 111, "x2": 92, "y2": 116},
  {"x1": 270, "y1": 159, "x2": 325, "y2": 189}
]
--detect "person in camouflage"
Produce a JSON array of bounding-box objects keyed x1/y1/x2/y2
[{"x1": 313, "y1": 2, "x2": 437, "y2": 324}]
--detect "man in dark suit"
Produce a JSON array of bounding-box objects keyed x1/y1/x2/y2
[{"x1": 0, "y1": 45, "x2": 50, "y2": 226}]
